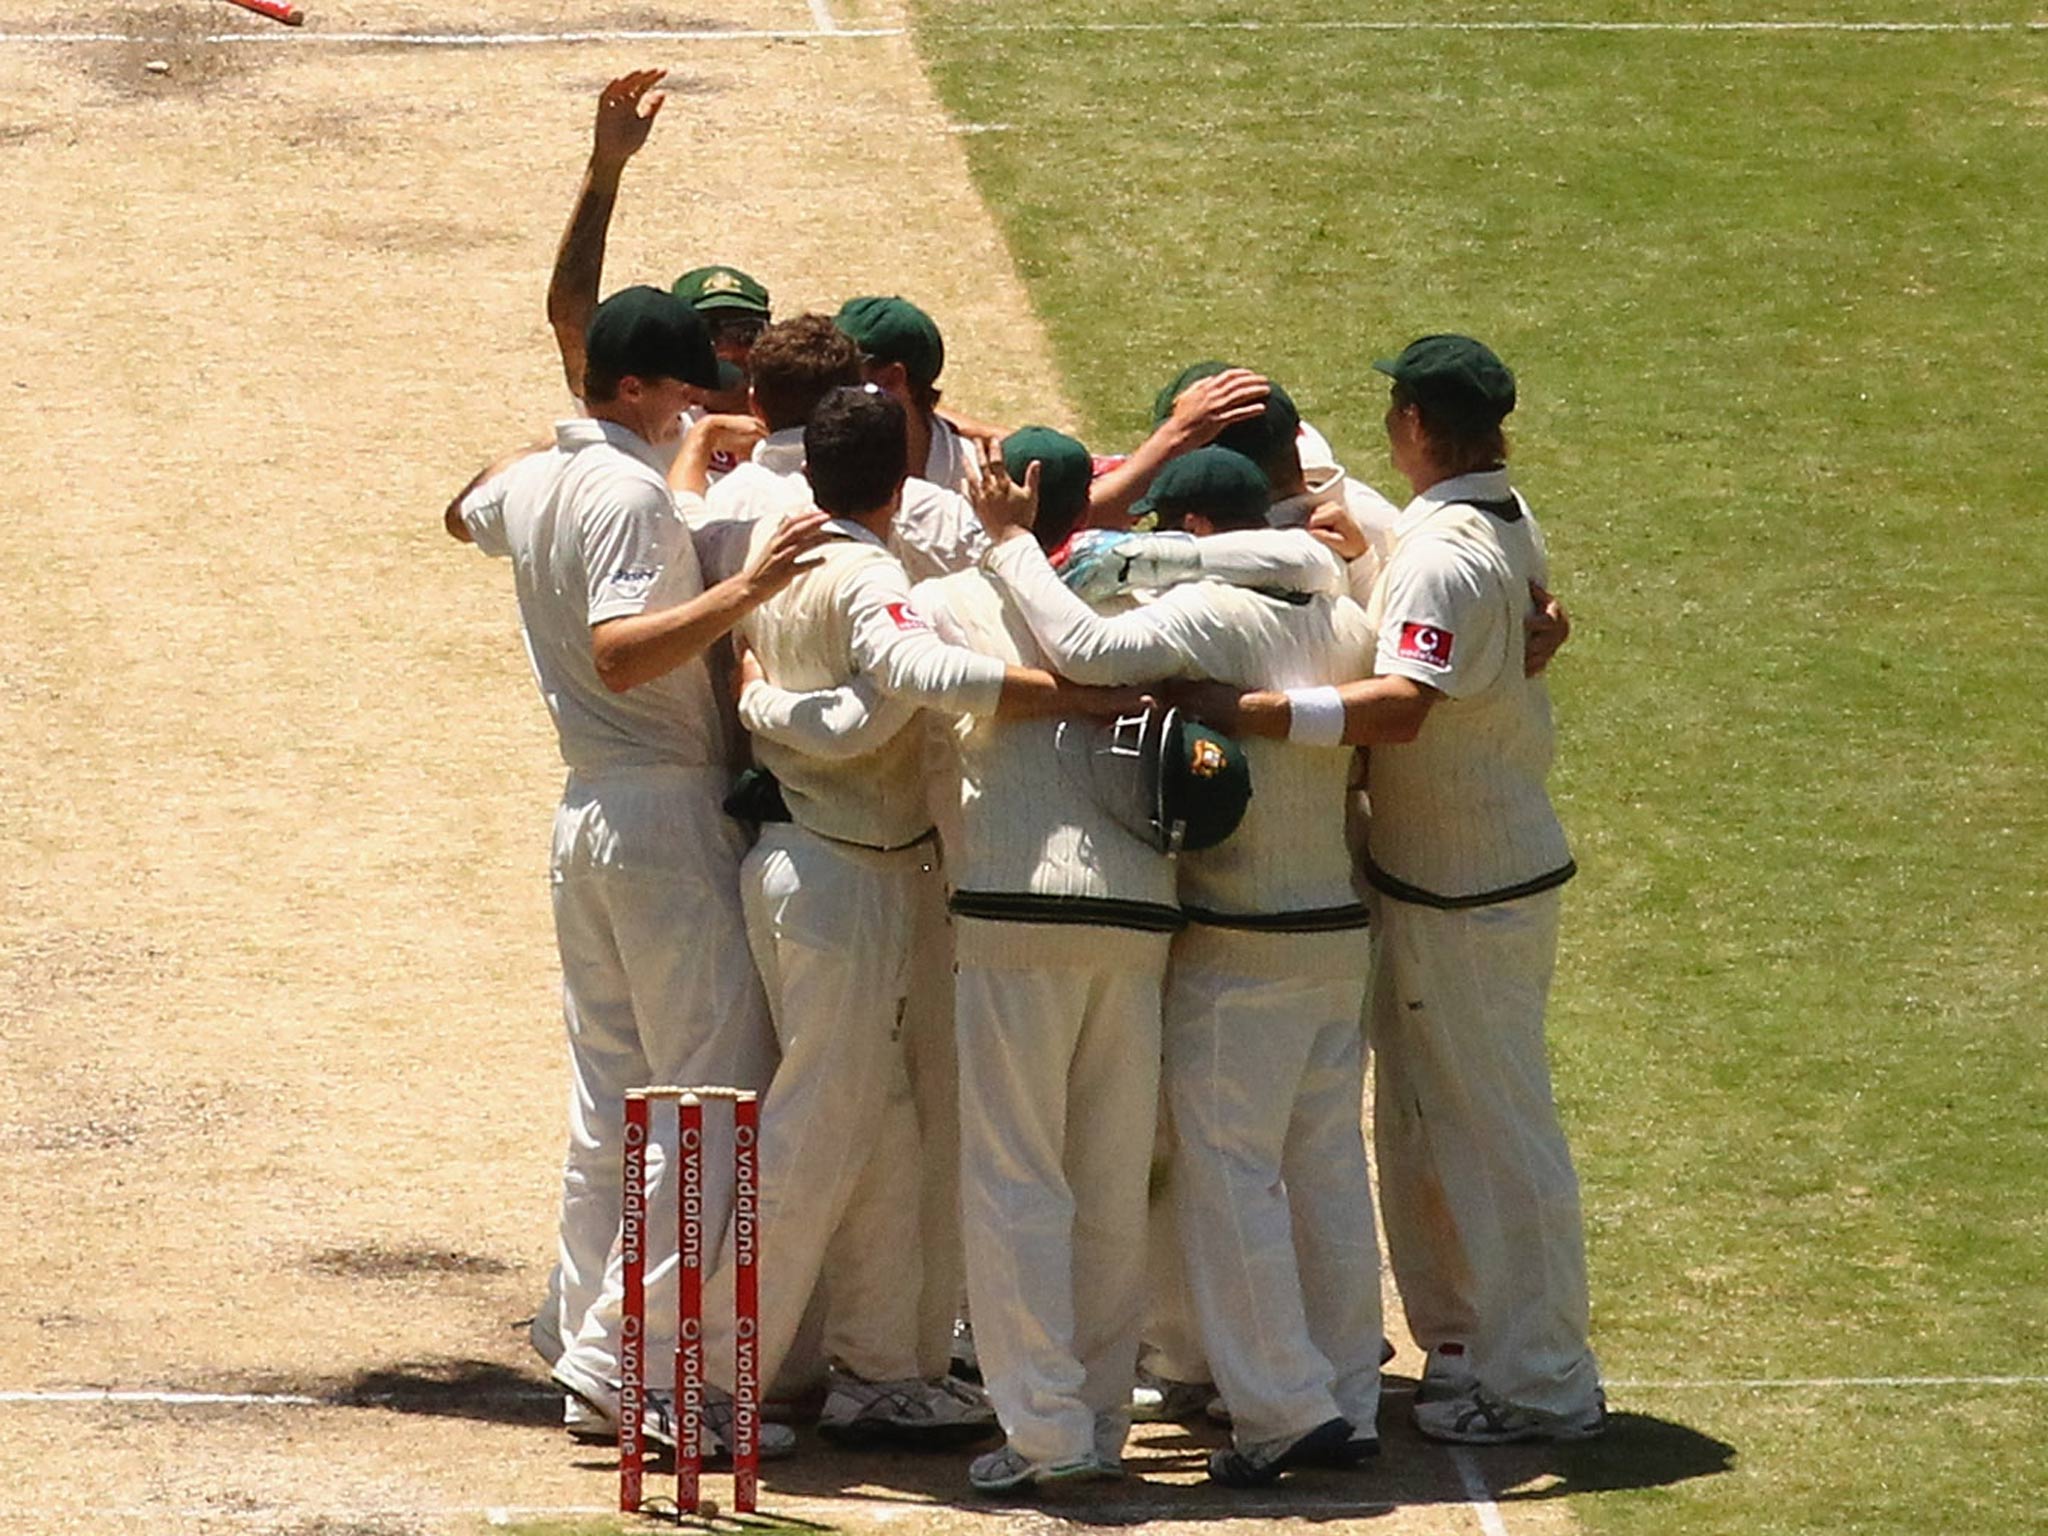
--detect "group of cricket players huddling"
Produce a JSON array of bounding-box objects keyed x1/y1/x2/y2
[{"x1": 445, "y1": 70, "x2": 1607, "y2": 1496}]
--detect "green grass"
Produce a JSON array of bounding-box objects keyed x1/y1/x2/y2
[{"x1": 912, "y1": 4, "x2": 2046, "y2": 1533}]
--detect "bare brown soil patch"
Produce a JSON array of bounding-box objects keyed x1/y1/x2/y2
[{"x1": 0, "y1": 4, "x2": 1568, "y2": 1534}]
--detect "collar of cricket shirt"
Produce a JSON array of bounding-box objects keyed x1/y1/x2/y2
[
  {"x1": 752, "y1": 427, "x2": 807, "y2": 476},
  {"x1": 555, "y1": 416, "x2": 675, "y2": 480},
  {"x1": 821, "y1": 516, "x2": 887, "y2": 548},
  {"x1": 1396, "y1": 467, "x2": 1515, "y2": 537}
]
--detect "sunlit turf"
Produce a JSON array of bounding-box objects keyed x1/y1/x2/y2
[{"x1": 912, "y1": 3, "x2": 2046, "y2": 1531}]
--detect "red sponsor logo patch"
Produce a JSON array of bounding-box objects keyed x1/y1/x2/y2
[
  {"x1": 1397, "y1": 621, "x2": 1455, "y2": 671},
  {"x1": 886, "y1": 602, "x2": 930, "y2": 632}
]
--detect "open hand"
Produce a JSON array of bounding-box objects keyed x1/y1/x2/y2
[
  {"x1": 972, "y1": 456, "x2": 1040, "y2": 540},
  {"x1": 1168, "y1": 368, "x2": 1270, "y2": 449},
  {"x1": 742, "y1": 510, "x2": 832, "y2": 599},
  {"x1": 593, "y1": 69, "x2": 667, "y2": 168}
]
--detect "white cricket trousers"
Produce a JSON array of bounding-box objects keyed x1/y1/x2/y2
[
  {"x1": 1164, "y1": 935, "x2": 1381, "y2": 1446},
  {"x1": 547, "y1": 766, "x2": 776, "y2": 1390},
  {"x1": 955, "y1": 922, "x2": 1169, "y2": 1466},
  {"x1": 697, "y1": 822, "x2": 932, "y2": 1393},
  {"x1": 1370, "y1": 889, "x2": 1601, "y2": 1417}
]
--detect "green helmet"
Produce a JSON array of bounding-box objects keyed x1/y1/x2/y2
[{"x1": 1063, "y1": 705, "x2": 1252, "y2": 854}]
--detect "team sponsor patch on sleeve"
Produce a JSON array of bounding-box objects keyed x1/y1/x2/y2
[
  {"x1": 1397, "y1": 621, "x2": 1455, "y2": 671},
  {"x1": 886, "y1": 602, "x2": 931, "y2": 632},
  {"x1": 607, "y1": 564, "x2": 660, "y2": 599}
]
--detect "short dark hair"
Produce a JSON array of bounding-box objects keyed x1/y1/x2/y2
[
  {"x1": 581, "y1": 363, "x2": 622, "y2": 404},
  {"x1": 749, "y1": 315, "x2": 863, "y2": 431},
  {"x1": 804, "y1": 387, "x2": 908, "y2": 519},
  {"x1": 1393, "y1": 381, "x2": 1508, "y2": 476}
]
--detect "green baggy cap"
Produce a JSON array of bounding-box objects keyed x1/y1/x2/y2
[
  {"x1": 834, "y1": 295, "x2": 945, "y2": 388},
  {"x1": 1373, "y1": 334, "x2": 1517, "y2": 426},
  {"x1": 585, "y1": 285, "x2": 721, "y2": 389},
  {"x1": 1151, "y1": 360, "x2": 1300, "y2": 464},
  {"x1": 1142, "y1": 445, "x2": 1270, "y2": 528},
  {"x1": 1002, "y1": 425, "x2": 1094, "y2": 531},
  {"x1": 672, "y1": 265, "x2": 772, "y2": 317}
]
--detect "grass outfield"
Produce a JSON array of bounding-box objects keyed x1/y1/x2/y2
[{"x1": 912, "y1": 3, "x2": 2045, "y2": 1533}]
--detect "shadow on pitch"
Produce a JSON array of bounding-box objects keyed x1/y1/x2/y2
[{"x1": 323, "y1": 1356, "x2": 559, "y2": 1428}]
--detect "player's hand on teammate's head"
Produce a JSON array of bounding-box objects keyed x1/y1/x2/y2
[
  {"x1": 741, "y1": 510, "x2": 833, "y2": 599},
  {"x1": 592, "y1": 69, "x2": 667, "y2": 167},
  {"x1": 1524, "y1": 580, "x2": 1571, "y2": 676},
  {"x1": 1170, "y1": 368, "x2": 1270, "y2": 447},
  {"x1": 971, "y1": 456, "x2": 1040, "y2": 540},
  {"x1": 1307, "y1": 500, "x2": 1368, "y2": 561}
]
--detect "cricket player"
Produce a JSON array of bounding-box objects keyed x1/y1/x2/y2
[
  {"x1": 1186, "y1": 335, "x2": 1606, "y2": 1444},
  {"x1": 685, "y1": 390, "x2": 1138, "y2": 1447},
  {"x1": 735, "y1": 427, "x2": 1231, "y2": 1492},
  {"x1": 834, "y1": 296, "x2": 984, "y2": 497},
  {"x1": 977, "y1": 445, "x2": 1386, "y2": 1485},
  {"x1": 446, "y1": 286, "x2": 829, "y2": 1455}
]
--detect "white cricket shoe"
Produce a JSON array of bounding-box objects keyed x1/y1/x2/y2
[
  {"x1": 1130, "y1": 1368, "x2": 1213, "y2": 1424},
  {"x1": 552, "y1": 1359, "x2": 795, "y2": 1460},
  {"x1": 563, "y1": 1394, "x2": 613, "y2": 1443},
  {"x1": 818, "y1": 1370, "x2": 996, "y2": 1445},
  {"x1": 1413, "y1": 1386, "x2": 1607, "y2": 1445},
  {"x1": 1416, "y1": 1342, "x2": 1479, "y2": 1404},
  {"x1": 968, "y1": 1443, "x2": 1118, "y2": 1495},
  {"x1": 528, "y1": 1306, "x2": 565, "y2": 1369}
]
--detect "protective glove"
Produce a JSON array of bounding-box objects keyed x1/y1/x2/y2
[{"x1": 1056, "y1": 530, "x2": 1201, "y2": 604}]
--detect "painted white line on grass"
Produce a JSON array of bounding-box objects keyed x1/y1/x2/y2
[
  {"x1": 1614, "y1": 1374, "x2": 2048, "y2": 1389},
  {"x1": 808, "y1": 0, "x2": 841, "y2": 35},
  {"x1": 1450, "y1": 1448, "x2": 1514, "y2": 1536}
]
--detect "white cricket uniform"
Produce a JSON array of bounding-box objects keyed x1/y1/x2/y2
[
  {"x1": 1362, "y1": 467, "x2": 1600, "y2": 1420},
  {"x1": 458, "y1": 419, "x2": 773, "y2": 1389},
  {"x1": 697, "y1": 426, "x2": 988, "y2": 585},
  {"x1": 1270, "y1": 469, "x2": 1403, "y2": 608},
  {"x1": 923, "y1": 412, "x2": 984, "y2": 499},
  {"x1": 692, "y1": 521, "x2": 1006, "y2": 1397},
  {"x1": 698, "y1": 432, "x2": 986, "y2": 1376},
  {"x1": 985, "y1": 538, "x2": 1385, "y2": 1447}
]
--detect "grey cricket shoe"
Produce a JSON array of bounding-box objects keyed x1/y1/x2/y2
[
  {"x1": 1416, "y1": 1341, "x2": 1479, "y2": 1404},
  {"x1": 818, "y1": 1369, "x2": 996, "y2": 1446},
  {"x1": 1413, "y1": 1385, "x2": 1607, "y2": 1445},
  {"x1": 968, "y1": 1443, "x2": 1119, "y2": 1495}
]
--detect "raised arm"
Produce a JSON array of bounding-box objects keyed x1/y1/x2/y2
[{"x1": 548, "y1": 69, "x2": 667, "y2": 400}]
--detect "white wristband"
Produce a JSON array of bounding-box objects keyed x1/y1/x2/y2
[{"x1": 1286, "y1": 686, "x2": 1348, "y2": 748}]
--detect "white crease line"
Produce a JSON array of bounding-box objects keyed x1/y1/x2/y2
[
  {"x1": 3, "y1": 1375, "x2": 2043, "y2": 1409},
  {"x1": 0, "y1": 27, "x2": 906, "y2": 45},
  {"x1": 0, "y1": 1389, "x2": 320, "y2": 1406},
  {"x1": 1, "y1": 20, "x2": 2044, "y2": 46},
  {"x1": 1450, "y1": 1448, "x2": 1513, "y2": 1536}
]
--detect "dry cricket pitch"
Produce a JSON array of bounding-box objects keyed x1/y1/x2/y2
[{"x1": 0, "y1": 3, "x2": 1579, "y2": 1532}]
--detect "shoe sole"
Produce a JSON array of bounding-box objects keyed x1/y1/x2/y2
[{"x1": 970, "y1": 1456, "x2": 1114, "y2": 1496}]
